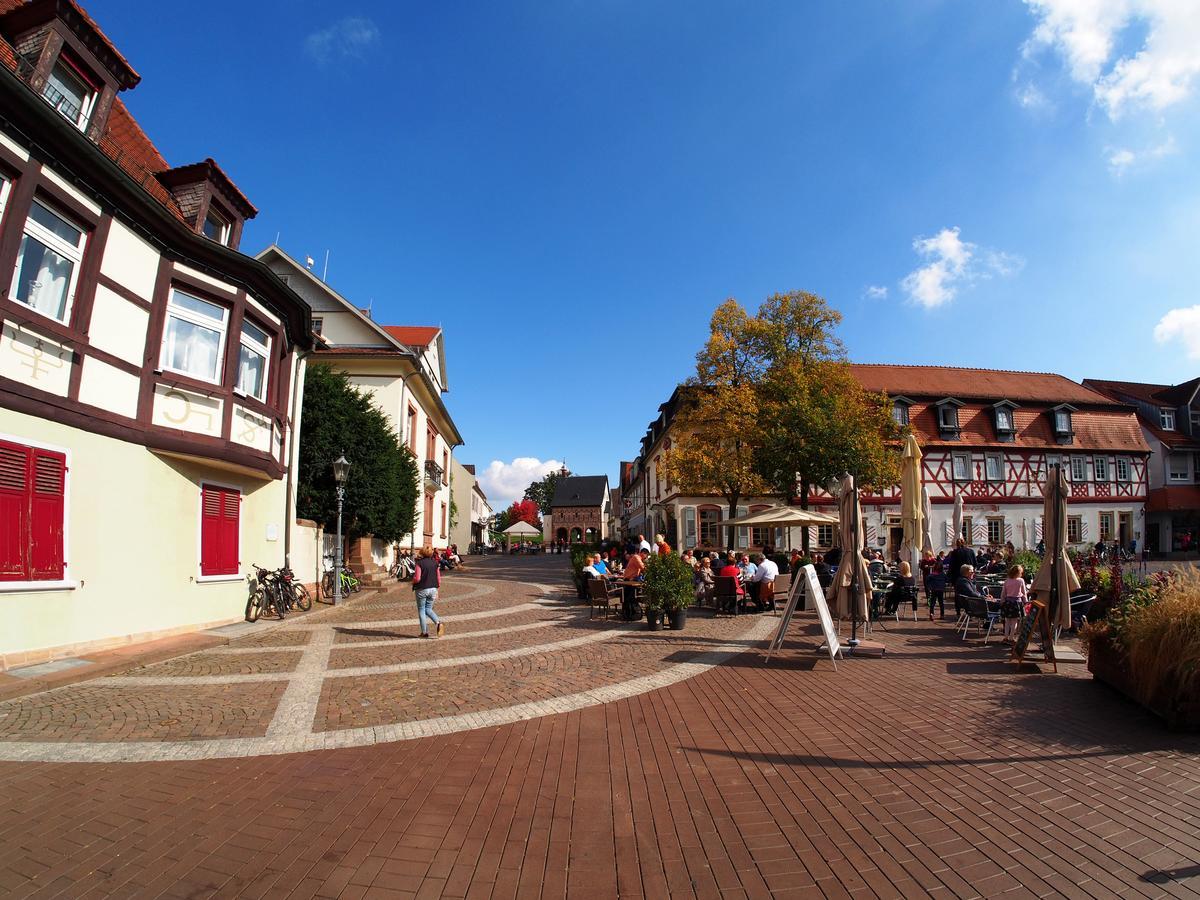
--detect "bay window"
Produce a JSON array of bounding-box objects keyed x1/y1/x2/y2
[
  {"x1": 11, "y1": 199, "x2": 87, "y2": 324},
  {"x1": 236, "y1": 319, "x2": 270, "y2": 401},
  {"x1": 160, "y1": 289, "x2": 228, "y2": 383}
]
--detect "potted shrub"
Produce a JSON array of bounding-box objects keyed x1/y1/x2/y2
[
  {"x1": 1080, "y1": 570, "x2": 1200, "y2": 731},
  {"x1": 644, "y1": 552, "x2": 694, "y2": 630},
  {"x1": 569, "y1": 547, "x2": 591, "y2": 600},
  {"x1": 643, "y1": 595, "x2": 664, "y2": 630}
]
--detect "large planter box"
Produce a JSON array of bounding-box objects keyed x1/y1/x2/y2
[{"x1": 1088, "y1": 635, "x2": 1200, "y2": 732}]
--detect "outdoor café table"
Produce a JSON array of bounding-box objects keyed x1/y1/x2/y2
[{"x1": 613, "y1": 579, "x2": 644, "y2": 621}]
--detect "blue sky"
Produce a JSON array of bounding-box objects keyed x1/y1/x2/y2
[{"x1": 94, "y1": 1, "x2": 1200, "y2": 507}]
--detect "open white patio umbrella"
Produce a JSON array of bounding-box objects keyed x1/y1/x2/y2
[
  {"x1": 723, "y1": 507, "x2": 840, "y2": 527},
  {"x1": 1031, "y1": 464, "x2": 1079, "y2": 632},
  {"x1": 827, "y1": 474, "x2": 870, "y2": 638},
  {"x1": 899, "y1": 434, "x2": 924, "y2": 576},
  {"x1": 952, "y1": 492, "x2": 964, "y2": 545}
]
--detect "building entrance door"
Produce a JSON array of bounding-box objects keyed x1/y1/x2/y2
[
  {"x1": 888, "y1": 526, "x2": 904, "y2": 561},
  {"x1": 1147, "y1": 523, "x2": 1160, "y2": 554},
  {"x1": 1118, "y1": 512, "x2": 1132, "y2": 548}
]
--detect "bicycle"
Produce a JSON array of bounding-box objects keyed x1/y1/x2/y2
[
  {"x1": 278, "y1": 566, "x2": 311, "y2": 612},
  {"x1": 319, "y1": 565, "x2": 360, "y2": 602},
  {"x1": 247, "y1": 564, "x2": 287, "y2": 622}
]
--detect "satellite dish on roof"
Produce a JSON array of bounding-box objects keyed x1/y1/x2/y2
[{"x1": 305, "y1": 255, "x2": 315, "y2": 269}]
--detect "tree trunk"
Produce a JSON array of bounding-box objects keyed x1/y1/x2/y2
[
  {"x1": 799, "y1": 479, "x2": 810, "y2": 554},
  {"x1": 726, "y1": 494, "x2": 739, "y2": 553}
]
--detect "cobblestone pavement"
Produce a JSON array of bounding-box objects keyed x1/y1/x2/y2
[{"x1": 1, "y1": 554, "x2": 1198, "y2": 898}]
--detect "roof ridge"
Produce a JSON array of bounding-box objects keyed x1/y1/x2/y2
[{"x1": 850, "y1": 362, "x2": 1065, "y2": 378}]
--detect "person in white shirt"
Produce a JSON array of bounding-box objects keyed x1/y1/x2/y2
[
  {"x1": 638, "y1": 534, "x2": 652, "y2": 553},
  {"x1": 750, "y1": 553, "x2": 779, "y2": 611},
  {"x1": 583, "y1": 556, "x2": 601, "y2": 579}
]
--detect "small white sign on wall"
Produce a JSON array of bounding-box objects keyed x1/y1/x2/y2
[{"x1": 266, "y1": 523, "x2": 279, "y2": 542}]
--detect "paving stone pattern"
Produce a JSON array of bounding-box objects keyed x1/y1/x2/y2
[{"x1": 0, "y1": 555, "x2": 1197, "y2": 898}]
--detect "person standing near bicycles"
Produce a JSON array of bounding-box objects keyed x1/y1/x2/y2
[{"x1": 413, "y1": 546, "x2": 444, "y2": 638}]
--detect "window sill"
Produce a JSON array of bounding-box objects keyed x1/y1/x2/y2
[
  {"x1": 0, "y1": 579, "x2": 77, "y2": 593},
  {"x1": 197, "y1": 574, "x2": 244, "y2": 584}
]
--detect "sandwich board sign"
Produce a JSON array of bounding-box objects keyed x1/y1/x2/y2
[
  {"x1": 1011, "y1": 599, "x2": 1057, "y2": 673},
  {"x1": 765, "y1": 564, "x2": 842, "y2": 670}
]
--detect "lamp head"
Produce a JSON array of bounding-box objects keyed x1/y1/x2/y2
[{"x1": 332, "y1": 453, "x2": 351, "y2": 486}]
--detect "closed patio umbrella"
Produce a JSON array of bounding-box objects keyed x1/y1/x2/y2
[
  {"x1": 921, "y1": 484, "x2": 934, "y2": 554},
  {"x1": 1031, "y1": 463, "x2": 1079, "y2": 632},
  {"x1": 952, "y1": 492, "x2": 964, "y2": 544},
  {"x1": 899, "y1": 434, "x2": 924, "y2": 576},
  {"x1": 826, "y1": 474, "x2": 870, "y2": 640}
]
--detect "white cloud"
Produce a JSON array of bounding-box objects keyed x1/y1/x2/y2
[
  {"x1": 305, "y1": 17, "x2": 380, "y2": 64},
  {"x1": 863, "y1": 285, "x2": 888, "y2": 300},
  {"x1": 1154, "y1": 305, "x2": 1200, "y2": 359},
  {"x1": 479, "y1": 457, "x2": 564, "y2": 510},
  {"x1": 900, "y1": 227, "x2": 1024, "y2": 310},
  {"x1": 1022, "y1": 0, "x2": 1200, "y2": 119},
  {"x1": 1106, "y1": 134, "x2": 1178, "y2": 175},
  {"x1": 1015, "y1": 81, "x2": 1051, "y2": 110}
]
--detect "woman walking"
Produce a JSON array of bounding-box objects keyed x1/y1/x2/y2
[
  {"x1": 1000, "y1": 564, "x2": 1027, "y2": 643},
  {"x1": 413, "y1": 546, "x2": 444, "y2": 638}
]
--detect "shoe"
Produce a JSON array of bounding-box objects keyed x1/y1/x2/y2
[
  {"x1": 436, "y1": 622, "x2": 444, "y2": 637},
  {"x1": 419, "y1": 633, "x2": 430, "y2": 639}
]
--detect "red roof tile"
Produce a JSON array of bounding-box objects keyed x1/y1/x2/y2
[
  {"x1": 1146, "y1": 486, "x2": 1200, "y2": 513},
  {"x1": 382, "y1": 326, "x2": 439, "y2": 348},
  {"x1": 1084, "y1": 377, "x2": 1200, "y2": 407},
  {"x1": 851, "y1": 364, "x2": 1116, "y2": 405},
  {"x1": 0, "y1": 0, "x2": 138, "y2": 86},
  {"x1": 157, "y1": 158, "x2": 256, "y2": 218},
  {"x1": 901, "y1": 400, "x2": 1149, "y2": 453}
]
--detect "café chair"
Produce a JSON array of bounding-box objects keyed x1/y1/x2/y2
[{"x1": 587, "y1": 578, "x2": 619, "y2": 620}]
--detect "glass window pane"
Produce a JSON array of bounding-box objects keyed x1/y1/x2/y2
[
  {"x1": 237, "y1": 346, "x2": 265, "y2": 398},
  {"x1": 44, "y1": 63, "x2": 87, "y2": 123},
  {"x1": 242, "y1": 321, "x2": 269, "y2": 347},
  {"x1": 14, "y1": 234, "x2": 72, "y2": 320},
  {"x1": 29, "y1": 201, "x2": 82, "y2": 246},
  {"x1": 163, "y1": 315, "x2": 221, "y2": 380},
  {"x1": 171, "y1": 291, "x2": 225, "y2": 322}
]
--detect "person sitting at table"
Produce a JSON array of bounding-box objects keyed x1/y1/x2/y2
[
  {"x1": 955, "y1": 564, "x2": 989, "y2": 604},
  {"x1": 789, "y1": 549, "x2": 804, "y2": 580},
  {"x1": 681, "y1": 549, "x2": 698, "y2": 568},
  {"x1": 694, "y1": 557, "x2": 715, "y2": 605},
  {"x1": 593, "y1": 553, "x2": 611, "y2": 577},
  {"x1": 750, "y1": 553, "x2": 779, "y2": 612},
  {"x1": 813, "y1": 553, "x2": 833, "y2": 590},
  {"x1": 824, "y1": 546, "x2": 841, "y2": 569},
  {"x1": 621, "y1": 550, "x2": 648, "y2": 620},
  {"x1": 717, "y1": 556, "x2": 745, "y2": 612},
  {"x1": 884, "y1": 560, "x2": 917, "y2": 616},
  {"x1": 583, "y1": 555, "x2": 602, "y2": 579},
  {"x1": 926, "y1": 562, "x2": 947, "y2": 620}
]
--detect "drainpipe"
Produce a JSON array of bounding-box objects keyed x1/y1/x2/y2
[{"x1": 284, "y1": 348, "x2": 309, "y2": 569}]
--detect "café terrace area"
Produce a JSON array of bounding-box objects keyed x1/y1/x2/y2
[{"x1": 0, "y1": 553, "x2": 1197, "y2": 899}]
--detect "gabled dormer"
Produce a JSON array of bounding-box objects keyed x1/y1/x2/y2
[
  {"x1": 992, "y1": 400, "x2": 1019, "y2": 442},
  {"x1": 1050, "y1": 403, "x2": 1076, "y2": 444},
  {"x1": 935, "y1": 397, "x2": 964, "y2": 440},
  {"x1": 157, "y1": 159, "x2": 257, "y2": 251},
  {"x1": 0, "y1": 0, "x2": 140, "y2": 141},
  {"x1": 890, "y1": 395, "x2": 913, "y2": 427}
]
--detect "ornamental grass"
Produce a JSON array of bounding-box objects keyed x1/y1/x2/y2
[{"x1": 1121, "y1": 569, "x2": 1200, "y2": 710}]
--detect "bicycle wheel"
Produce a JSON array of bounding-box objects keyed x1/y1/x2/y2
[
  {"x1": 318, "y1": 570, "x2": 335, "y2": 603},
  {"x1": 293, "y1": 583, "x2": 312, "y2": 611},
  {"x1": 246, "y1": 588, "x2": 264, "y2": 623},
  {"x1": 348, "y1": 575, "x2": 361, "y2": 594},
  {"x1": 273, "y1": 587, "x2": 287, "y2": 619}
]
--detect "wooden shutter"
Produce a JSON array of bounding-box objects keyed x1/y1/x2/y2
[
  {"x1": 0, "y1": 442, "x2": 30, "y2": 580},
  {"x1": 201, "y1": 485, "x2": 239, "y2": 576},
  {"x1": 29, "y1": 451, "x2": 66, "y2": 579}
]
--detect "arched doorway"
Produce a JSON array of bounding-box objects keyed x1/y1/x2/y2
[
  {"x1": 556, "y1": 528, "x2": 568, "y2": 542},
  {"x1": 584, "y1": 527, "x2": 597, "y2": 544},
  {"x1": 570, "y1": 527, "x2": 583, "y2": 543}
]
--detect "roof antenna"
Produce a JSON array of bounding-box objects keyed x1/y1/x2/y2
[
  {"x1": 322, "y1": 250, "x2": 330, "y2": 282},
  {"x1": 274, "y1": 231, "x2": 281, "y2": 246}
]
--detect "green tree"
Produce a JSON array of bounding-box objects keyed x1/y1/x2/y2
[
  {"x1": 659, "y1": 299, "x2": 768, "y2": 548},
  {"x1": 296, "y1": 365, "x2": 419, "y2": 541},
  {"x1": 524, "y1": 470, "x2": 563, "y2": 515}
]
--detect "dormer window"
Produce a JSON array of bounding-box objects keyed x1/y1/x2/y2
[
  {"x1": 992, "y1": 400, "x2": 1018, "y2": 442},
  {"x1": 43, "y1": 58, "x2": 96, "y2": 131},
  {"x1": 936, "y1": 398, "x2": 963, "y2": 439},
  {"x1": 1160, "y1": 408, "x2": 1176, "y2": 431},
  {"x1": 1051, "y1": 404, "x2": 1076, "y2": 444},
  {"x1": 202, "y1": 206, "x2": 231, "y2": 245},
  {"x1": 891, "y1": 396, "x2": 912, "y2": 427}
]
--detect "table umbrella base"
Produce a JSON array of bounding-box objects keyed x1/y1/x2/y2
[{"x1": 843, "y1": 639, "x2": 886, "y2": 657}]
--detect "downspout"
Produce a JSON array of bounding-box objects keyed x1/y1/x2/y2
[{"x1": 284, "y1": 347, "x2": 309, "y2": 569}]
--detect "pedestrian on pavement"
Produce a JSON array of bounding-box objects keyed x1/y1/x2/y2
[
  {"x1": 413, "y1": 546, "x2": 444, "y2": 638},
  {"x1": 638, "y1": 534, "x2": 652, "y2": 553}
]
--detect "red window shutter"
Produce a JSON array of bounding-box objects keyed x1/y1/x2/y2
[
  {"x1": 201, "y1": 485, "x2": 240, "y2": 576},
  {"x1": 29, "y1": 451, "x2": 66, "y2": 580},
  {"x1": 0, "y1": 442, "x2": 30, "y2": 581}
]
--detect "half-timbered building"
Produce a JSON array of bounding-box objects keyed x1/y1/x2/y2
[
  {"x1": 0, "y1": 0, "x2": 312, "y2": 667},
  {"x1": 849, "y1": 365, "x2": 1150, "y2": 557}
]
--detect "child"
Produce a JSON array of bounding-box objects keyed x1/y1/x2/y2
[
  {"x1": 926, "y1": 563, "x2": 947, "y2": 620},
  {"x1": 1001, "y1": 564, "x2": 1028, "y2": 642}
]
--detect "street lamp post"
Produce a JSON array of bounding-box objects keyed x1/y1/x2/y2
[{"x1": 332, "y1": 453, "x2": 351, "y2": 606}]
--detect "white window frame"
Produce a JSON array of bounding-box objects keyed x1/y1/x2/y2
[
  {"x1": 1067, "y1": 516, "x2": 1082, "y2": 544},
  {"x1": 44, "y1": 59, "x2": 97, "y2": 132},
  {"x1": 984, "y1": 453, "x2": 1003, "y2": 482},
  {"x1": 817, "y1": 524, "x2": 834, "y2": 547},
  {"x1": 1160, "y1": 408, "x2": 1176, "y2": 431},
  {"x1": 986, "y1": 517, "x2": 1004, "y2": 546},
  {"x1": 159, "y1": 288, "x2": 229, "y2": 385},
  {"x1": 10, "y1": 197, "x2": 88, "y2": 325},
  {"x1": 1070, "y1": 456, "x2": 1087, "y2": 482},
  {"x1": 311, "y1": 316, "x2": 323, "y2": 335},
  {"x1": 952, "y1": 453, "x2": 971, "y2": 481},
  {"x1": 1098, "y1": 511, "x2": 1114, "y2": 542},
  {"x1": 961, "y1": 515, "x2": 974, "y2": 546},
  {"x1": 235, "y1": 318, "x2": 271, "y2": 402},
  {"x1": 1116, "y1": 457, "x2": 1132, "y2": 482},
  {"x1": 0, "y1": 430, "x2": 75, "y2": 592},
  {"x1": 0, "y1": 175, "x2": 10, "y2": 221},
  {"x1": 202, "y1": 206, "x2": 231, "y2": 245},
  {"x1": 196, "y1": 478, "x2": 243, "y2": 583},
  {"x1": 995, "y1": 407, "x2": 1014, "y2": 433},
  {"x1": 1168, "y1": 453, "x2": 1190, "y2": 483},
  {"x1": 1093, "y1": 456, "x2": 1109, "y2": 481}
]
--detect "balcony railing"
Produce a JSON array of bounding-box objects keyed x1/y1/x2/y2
[{"x1": 424, "y1": 459, "x2": 444, "y2": 488}]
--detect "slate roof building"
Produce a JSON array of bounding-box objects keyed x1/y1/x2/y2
[
  {"x1": 1083, "y1": 377, "x2": 1200, "y2": 555},
  {"x1": 550, "y1": 475, "x2": 611, "y2": 544}
]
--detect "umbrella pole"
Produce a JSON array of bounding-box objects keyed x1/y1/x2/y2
[
  {"x1": 1049, "y1": 466, "x2": 1061, "y2": 633},
  {"x1": 850, "y1": 485, "x2": 860, "y2": 649}
]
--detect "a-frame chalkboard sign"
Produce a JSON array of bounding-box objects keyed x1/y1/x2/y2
[{"x1": 1011, "y1": 599, "x2": 1057, "y2": 673}]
